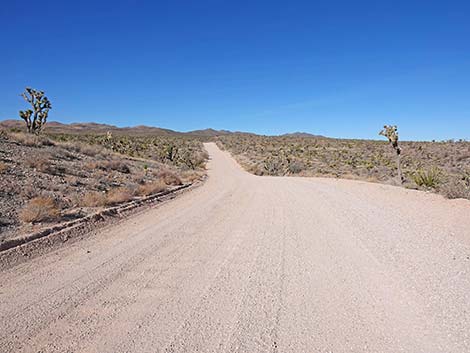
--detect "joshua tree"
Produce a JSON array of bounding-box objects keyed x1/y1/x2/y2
[
  {"x1": 379, "y1": 125, "x2": 404, "y2": 183},
  {"x1": 19, "y1": 87, "x2": 52, "y2": 134}
]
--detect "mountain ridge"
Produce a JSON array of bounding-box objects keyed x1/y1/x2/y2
[{"x1": 0, "y1": 119, "x2": 321, "y2": 138}]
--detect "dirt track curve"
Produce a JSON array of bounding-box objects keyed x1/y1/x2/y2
[{"x1": 1, "y1": 142, "x2": 470, "y2": 353}]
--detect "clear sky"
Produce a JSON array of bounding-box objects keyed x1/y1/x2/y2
[{"x1": 1, "y1": 0, "x2": 469, "y2": 140}]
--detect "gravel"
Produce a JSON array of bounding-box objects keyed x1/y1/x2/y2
[{"x1": 0, "y1": 142, "x2": 469, "y2": 352}]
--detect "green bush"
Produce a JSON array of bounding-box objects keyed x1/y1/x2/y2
[{"x1": 412, "y1": 167, "x2": 441, "y2": 188}]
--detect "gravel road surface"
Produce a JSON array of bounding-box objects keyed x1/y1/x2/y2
[{"x1": 1, "y1": 142, "x2": 470, "y2": 352}]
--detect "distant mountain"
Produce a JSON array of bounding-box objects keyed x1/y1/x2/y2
[
  {"x1": 0, "y1": 119, "x2": 323, "y2": 138},
  {"x1": 0, "y1": 119, "x2": 233, "y2": 137},
  {"x1": 186, "y1": 128, "x2": 232, "y2": 137},
  {"x1": 281, "y1": 132, "x2": 324, "y2": 138}
]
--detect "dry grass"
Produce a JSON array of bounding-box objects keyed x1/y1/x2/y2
[
  {"x1": 155, "y1": 168, "x2": 183, "y2": 185},
  {"x1": 85, "y1": 160, "x2": 131, "y2": 174},
  {"x1": 19, "y1": 196, "x2": 60, "y2": 223},
  {"x1": 25, "y1": 155, "x2": 52, "y2": 172},
  {"x1": 181, "y1": 170, "x2": 204, "y2": 183},
  {"x1": 101, "y1": 160, "x2": 131, "y2": 173},
  {"x1": 0, "y1": 161, "x2": 7, "y2": 174},
  {"x1": 25, "y1": 155, "x2": 64, "y2": 175},
  {"x1": 59, "y1": 141, "x2": 105, "y2": 157},
  {"x1": 105, "y1": 188, "x2": 134, "y2": 205},
  {"x1": 137, "y1": 180, "x2": 167, "y2": 196},
  {"x1": 80, "y1": 191, "x2": 108, "y2": 207},
  {"x1": 8, "y1": 132, "x2": 54, "y2": 147}
]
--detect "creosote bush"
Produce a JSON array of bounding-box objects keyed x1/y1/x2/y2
[{"x1": 19, "y1": 196, "x2": 60, "y2": 223}]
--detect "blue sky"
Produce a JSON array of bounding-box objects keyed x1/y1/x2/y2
[{"x1": 1, "y1": 0, "x2": 469, "y2": 140}]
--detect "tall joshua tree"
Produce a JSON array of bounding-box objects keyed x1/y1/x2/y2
[
  {"x1": 19, "y1": 87, "x2": 52, "y2": 134},
  {"x1": 379, "y1": 125, "x2": 404, "y2": 183}
]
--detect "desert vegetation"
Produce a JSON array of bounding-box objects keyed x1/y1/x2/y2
[
  {"x1": 51, "y1": 132, "x2": 208, "y2": 170},
  {"x1": 19, "y1": 87, "x2": 52, "y2": 134},
  {"x1": 216, "y1": 133, "x2": 470, "y2": 200},
  {"x1": 0, "y1": 128, "x2": 207, "y2": 241},
  {"x1": 379, "y1": 125, "x2": 404, "y2": 183}
]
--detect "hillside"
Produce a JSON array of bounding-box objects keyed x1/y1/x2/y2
[
  {"x1": 0, "y1": 129, "x2": 207, "y2": 241},
  {"x1": 0, "y1": 120, "x2": 232, "y2": 137}
]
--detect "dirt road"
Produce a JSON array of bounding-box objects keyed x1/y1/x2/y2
[{"x1": 1, "y1": 142, "x2": 470, "y2": 352}]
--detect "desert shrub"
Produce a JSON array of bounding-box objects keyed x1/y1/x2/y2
[
  {"x1": 156, "y1": 168, "x2": 182, "y2": 185},
  {"x1": 66, "y1": 176, "x2": 81, "y2": 187},
  {"x1": 132, "y1": 172, "x2": 146, "y2": 185},
  {"x1": 179, "y1": 150, "x2": 207, "y2": 170},
  {"x1": 26, "y1": 156, "x2": 51, "y2": 172},
  {"x1": 412, "y1": 167, "x2": 442, "y2": 188},
  {"x1": 20, "y1": 185, "x2": 39, "y2": 199},
  {"x1": 84, "y1": 161, "x2": 98, "y2": 171},
  {"x1": 246, "y1": 163, "x2": 265, "y2": 176},
  {"x1": 50, "y1": 133, "x2": 207, "y2": 171},
  {"x1": 80, "y1": 191, "x2": 107, "y2": 207},
  {"x1": 9, "y1": 132, "x2": 54, "y2": 147},
  {"x1": 181, "y1": 170, "x2": 203, "y2": 183},
  {"x1": 0, "y1": 162, "x2": 8, "y2": 173},
  {"x1": 105, "y1": 160, "x2": 131, "y2": 173},
  {"x1": 440, "y1": 180, "x2": 470, "y2": 200},
  {"x1": 287, "y1": 159, "x2": 305, "y2": 174},
  {"x1": 25, "y1": 155, "x2": 64, "y2": 175},
  {"x1": 59, "y1": 141, "x2": 104, "y2": 157},
  {"x1": 263, "y1": 157, "x2": 284, "y2": 175},
  {"x1": 52, "y1": 148, "x2": 77, "y2": 161},
  {"x1": 137, "y1": 180, "x2": 167, "y2": 196},
  {"x1": 462, "y1": 169, "x2": 470, "y2": 186},
  {"x1": 86, "y1": 160, "x2": 130, "y2": 174},
  {"x1": 79, "y1": 144, "x2": 105, "y2": 157},
  {"x1": 105, "y1": 187, "x2": 134, "y2": 205},
  {"x1": 19, "y1": 196, "x2": 60, "y2": 223},
  {"x1": 59, "y1": 141, "x2": 79, "y2": 153}
]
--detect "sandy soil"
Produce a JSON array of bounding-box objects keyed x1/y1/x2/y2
[{"x1": 1, "y1": 142, "x2": 470, "y2": 352}]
